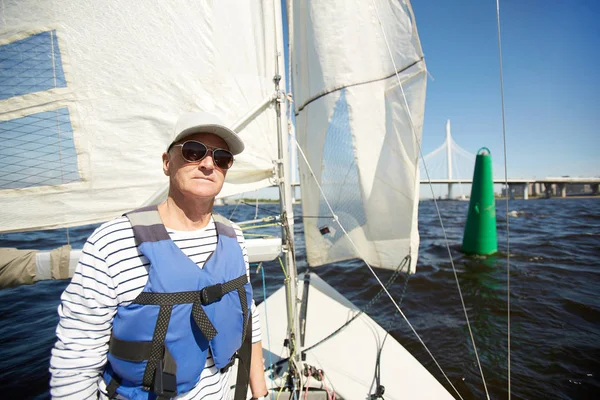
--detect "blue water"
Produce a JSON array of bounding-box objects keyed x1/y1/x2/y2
[{"x1": 1, "y1": 198, "x2": 599, "y2": 399}]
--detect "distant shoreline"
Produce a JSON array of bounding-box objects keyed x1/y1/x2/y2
[
  {"x1": 495, "y1": 194, "x2": 600, "y2": 201},
  {"x1": 218, "y1": 195, "x2": 600, "y2": 206}
]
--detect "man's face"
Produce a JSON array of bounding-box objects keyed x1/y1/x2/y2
[{"x1": 163, "y1": 132, "x2": 230, "y2": 200}]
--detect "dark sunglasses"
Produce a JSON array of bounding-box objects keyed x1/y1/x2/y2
[{"x1": 171, "y1": 140, "x2": 234, "y2": 170}]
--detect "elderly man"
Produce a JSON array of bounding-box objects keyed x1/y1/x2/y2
[{"x1": 50, "y1": 112, "x2": 269, "y2": 400}]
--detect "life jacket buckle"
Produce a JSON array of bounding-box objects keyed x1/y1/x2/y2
[
  {"x1": 219, "y1": 354, "x2": 238, "y2": 373},
  {"x1": 200, "y1": 283, "x2": 223, "y2": 305}
]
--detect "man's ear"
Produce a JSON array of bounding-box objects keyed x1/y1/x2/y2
[{"x1": 162, "y1": 152, "x2": 170, "y2": 176}]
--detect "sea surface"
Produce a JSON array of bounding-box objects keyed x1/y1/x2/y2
[{"x1": 1, "y1": 198, "x2": 599, "y2": 399}]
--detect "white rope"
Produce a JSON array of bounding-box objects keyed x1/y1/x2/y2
[
  {"x1": 495, "y1": 1, "x2": 511, "y2": 398},
  {"x1": 372, "y1": 0, "x2": 490, "y2": 397}
]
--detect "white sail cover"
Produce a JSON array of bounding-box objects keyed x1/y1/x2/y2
[
  {"x1": 0, "y1": 0, "x2": 280, "y2": 233},
  {"x1": 293, "y1": 0, "x2": 427, "y2": 272}
]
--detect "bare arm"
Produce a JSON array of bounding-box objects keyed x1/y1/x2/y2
[{"x1": 249, "y1": 341, "x2": 268, "y2": 398}]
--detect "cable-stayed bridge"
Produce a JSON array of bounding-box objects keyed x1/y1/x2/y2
[{"x1": 419, "y1": 121, "x2": 600, "y2": 199}]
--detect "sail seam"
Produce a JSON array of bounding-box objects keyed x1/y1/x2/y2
[{"x1": 295, "y1": 57, "x2": 424, "y2": 114}]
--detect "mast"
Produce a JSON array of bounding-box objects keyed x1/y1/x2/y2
[{"x1": 274, "y1": 0, "x2": 302, "y2": 388}]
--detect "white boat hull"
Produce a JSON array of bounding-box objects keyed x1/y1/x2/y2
[{"x1": 253, "y1": 273, "x2": 455, "y2": 400}]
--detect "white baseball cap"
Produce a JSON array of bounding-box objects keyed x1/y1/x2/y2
[{"x1": 168, "y1": 111, "x2": 245, "y2": 155}]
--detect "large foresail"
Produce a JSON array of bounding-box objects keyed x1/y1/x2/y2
[
  {"x1": 0, "y1": 1, "x2": 279, "y2": 233},
  {"x1": 292, "y1": 0, "x2": 427, "y2": 272}
]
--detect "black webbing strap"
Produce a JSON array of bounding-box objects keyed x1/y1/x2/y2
[
  {"x1": 133, "y1": 274, "x2": 248, "y2": 341},
  {"x1": 201, "y1": 275, "x2": 249, "y2": 305},
  {"x1": 116, "y1": 274, "x2": 249, "y2": 397},
  {"x1": 142, "y1": 305, "x2": 173, "y2": 393},
  {"x1": 106, "y1": 374, "x2": 121, "y2": 399},
  {"x1": 135, "y1": 291, "x2": 217, "y2": 339},
  {"x1": 109, "y1": 336, "x2": 153, "y2": 361},
  {"x1": 234, "y1": 315, "x2": 252, "y2": 400},
  {"x1": 237, "y1": 287, "x2": 249, "y2": 343},
  {"x1": 108, "y1": 335, "x2": 178, "y2": 399}
]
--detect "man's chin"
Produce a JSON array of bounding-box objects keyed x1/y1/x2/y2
[{"x1": 184, "y1": 186, "x2": 222, "y2": 200}]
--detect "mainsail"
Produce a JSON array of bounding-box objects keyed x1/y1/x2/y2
[
  {"x1": 292, "y1": 0, "x2": 427, "y2": 272},
  {"x1": 0, "y1": 0, "x2": 281, "y2": 233}
]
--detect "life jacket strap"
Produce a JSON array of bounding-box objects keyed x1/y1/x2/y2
[
  {"x1": 107, "y1": 274, "x2": 250, "y2": 397},
  {"x1": 107, "y1": 335, "x2": 178, "y2": 399},
  {"x1": 234, "y1": 315, "x2": 252, "y2": 400},
  {"x1": 132, "y1": 273, "x2": 249, "y2": 341},
  {"x1": 143, "y1": 305, "x2": 174, "y2": 395},
  {"x1": 200, "y1": 274, "x2": 248, "y2": 305},
  {"x1": 106, "y1": 373, "x2": 121, "y2": 399}
]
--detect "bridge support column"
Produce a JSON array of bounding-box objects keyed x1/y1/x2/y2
[
  {"x1": 522, "y1": 183, "x2": 529, "y2": 200},
  {"x1": 543, "y1": 183, "x2": 553, "y2": 198},
  {"x1": 448, "y1": 183, "x2": 453, "y2": 200},
  {"x1": 558, "y1": 183, "x2": 567, "y2": 198}
]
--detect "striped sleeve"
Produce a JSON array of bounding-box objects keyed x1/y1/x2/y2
[
  {"x1": 233, "y1": 222, "x2": 262, "y2": 344},
  {"x1": 49, "y1": 231, "x2": 117, "y2": 400}
]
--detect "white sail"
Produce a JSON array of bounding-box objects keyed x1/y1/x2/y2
[
  {"x1": 0, "y1": 0, "x2": 280, "y2": 233},
  {"x1": 292, "y1": 0, "x2": 427, "y2": 272}
]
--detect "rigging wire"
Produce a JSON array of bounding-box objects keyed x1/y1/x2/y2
[
  {"x1": 369, "y1": 266, "x2": 412, "y2": 400},
  {"x1": 303, "y1": 257, "x2": 409, "y2": 355},
  {"x1": 289, "y1": 1, "x2": 490, "y2": 397},
  {"x1": 495, "y1": 0, "x2": 512, "y2": 398},
  {"x1": 264, "y1": 260, "x2": 410, "y2": 384},
  {"x1": 243, "y1": 202, "x2": 280, "y2": 216},
  {"x1": 371, "y1": 0, "x2": 489, "y2": 398},
  {"x1": 228, "y1": 198, "x2": 243, "y2": 220},
  {"x1": 294, "y1": 140, "x2": 463, "y2": 400},
  {"x1": 283, "y1": 1, "x2": 496, "y2": 398}
]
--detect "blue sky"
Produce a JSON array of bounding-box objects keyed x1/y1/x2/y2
[
  {"x1": 244, "y1": 0, "x2": 599, "y2": 201},
  {"x1": 411, "y1": 0, "x2": 599, "y2": 179}
]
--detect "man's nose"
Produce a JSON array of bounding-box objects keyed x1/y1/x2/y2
[{"x1": 198, "y1": 149, "x2": 216, "y2": 169}]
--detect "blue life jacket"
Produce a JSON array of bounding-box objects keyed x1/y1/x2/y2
[{"x1": 102, "y1": 206, "x2": 252, "y2": 400}]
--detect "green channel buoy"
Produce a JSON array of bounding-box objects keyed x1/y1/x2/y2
[{"x1": 461, "y1": 147, "x2": 498, "y2": 255}]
